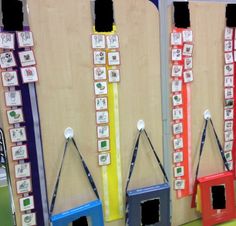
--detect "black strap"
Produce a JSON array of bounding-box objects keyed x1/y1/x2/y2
[{"x1": 49, "y1": 138, "x2": 99, "y2": 216}]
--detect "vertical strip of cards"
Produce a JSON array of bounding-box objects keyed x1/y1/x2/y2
[
  {"x1": 223, "y1": 27, "x2": 235, "y2": 175},
  {"x1": 171, "y1": 28, "x2": 193, "y2": 198},
  {"x1": 0, "y1": 30, "x2": 38, "y2": 226},
  {"x1": 91, "y1": 28, "x2": 123, "y2": 221}
]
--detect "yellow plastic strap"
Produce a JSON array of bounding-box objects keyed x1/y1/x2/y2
[{"x1": 196, "y1": 185, "x2": 202, "y2": 212}]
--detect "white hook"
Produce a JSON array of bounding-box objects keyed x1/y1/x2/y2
[
  {"x1": 137, "y1": 120, "x2": 145, "y2": 131},
  {"x1": 64, "y1": 127, "x2": 74, "y2": 139},
  {"x1": 203, "y1": 110, "x2": 211, "y2": 120}
]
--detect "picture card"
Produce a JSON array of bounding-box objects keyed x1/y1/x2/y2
[
  {"x1": 174, "y1": 166, "x2": 184, "y2": 177},
  {"x1": 98, "y1": 152, "x2": 111, "y2": 166},
  {"x1": 94, "y1": 81, "x2": 108, "y2": 95},
  {"x1": 173, "y1": 152, "x2": 183, "y2": 163},
  {"x1": 224, "y1": 64, "x2": 234, "y2": 76},
  {"x1": 98, "y1": 139, "x2": 110, "y2": 152},
  {"x1": 172, "y1": 80, "x2": 182, "y2": 92},
  {"x1": 225, "y1": 151, "x2": 232, "y2": 162},
  {"x1": 16, "y1": 178, "x2": 32, "y2": 194},
  {"x1": 91, "y1": 34, "x2": 105, "y2": 49},
  {"x1": 224, "y1": 88, "x2": 234, "y2": 99},
  {"x1": 225, "y1": 161, "x2": 233, "y2": 171},
  {"x1": 173, "y1": 137, "x2": 183, "y2": 150},
  {"x1": 17, "y1": 31, "x2": 34, "y2": 48},
  {"x1": 182, "y1": 29, "x2": 193, "y2": 42},
  {"x1": 1, "y1": 70, "x2": 18, "y2": 87},
  {"x1": 171, "y1": 32, "x2": 182, "y2": 46},
  {"x1": 184, "y1": 57, "x2": 192, "y2": 70},
  {"x1": 225, "y1": 120, "x2": 233, "y2": 131},
  {"x1": 0, "y1": 51, "x2": 16, "y2": 68},
  {"x1": 174, "y1": 179, "x2": 185, "y2": 190},
  {"x1": 225, "y1": 52, "x2": 234, "y2": 64},
  {"x1": 93, "y1": 51, "x2": 106, "y2": 65},
  {"x1": 225, "y1": 27, "x2": 233, "y2": 40},
  {"x1": 95, "y1": 97, "x2": 108, "y2": 110},
  {"x1": 171, "y1": 65, "x2": 183, "y2": 77},
  {"x1": 106, "y1": 35, "x2": 119, "y2": 49},
  {"x1": 9, "y1": 127, "x2": 27, "y2": 143},
  {"x1": 0, "y1": 32, "x2": 15, "y2": 49},
  {"x1": 7, "y1": 108, "x2": 24, "y2": 124},
  {"x1": 183, "y1": 44, "x2": 193, "y2": 56},
  {"x1": 107, "y1": 51, "x2": 120, "y2": 66},
  {"x1": 173, "y1": 123, "x2": 183, "y2": 135},
  {"x1": 172, "y1": 108, "x2": 183, "y2": 120},
  {"x1": 20, "y1": 66, "x2": 38, "y2": 83},
  {"x1": 18, "y1": 50, "x2": 36, "y2": 67},
  {"x1": 11, "y1": 144, "x2": 28, "y2": 161},
  {"x1": 108, "y1": 69, "x2": 120, "y2": 83},
  {"x1": 96, "y1": 111, "x2": 109, "y2": 124},
  {"x1": 5, "y1": 90, "x2": 22, "y2": 107},
  {"x1": 224, "y1": 109, "x2": 234, "y2": 120},
  {"x1": 19, "y1": 196, "x2": 34, "y2": 211},
  {"x1": 224, "y1": 131, "x2": 234, "y2": 142},
  {"x1": 172, "y1": 94, "x2": 182, "y2": 106},
  {"x1": 225, "y1": 40, "x2": 233, "y2": 52},
  {"x1": 22, "y1": 212, "x2": 36, "y2": 226},
  {"x1": 224, "y1": 141, "x2": 233, "y2": 151},
  {"x1": 15, "y1": 163, "x2": 31, "y2": 178},
  {"x1": 183, "y1": 70, "x2": 193, "y2": 83},
  {"x1": 225, "y1": 99, "x2": 234, "y2": 108},
  {"x1": 225, "y1": 76, "x2": 234, "y2": 87},
  {"x1": 171, "y1": 48, "x2": 182, "y2": 61},
  {"x1": 94, "y1": 67, "x2": 107, "y2": 80},
  {"x1": 97, "y1": 125, "x2": 109, "y2": 138}
]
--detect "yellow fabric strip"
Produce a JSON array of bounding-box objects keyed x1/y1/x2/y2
[{"x1": 196, "y1": 185, "x2": 202, "y2": 212}]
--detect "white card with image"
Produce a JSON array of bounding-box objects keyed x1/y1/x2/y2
[
  {"x1": 1, "y1": 70, "x2": 18, "y2": 86},
  {"x1": 20, "y1": 66, "x2": 38, "y2": 83},
  {"x1": 225, "y1": 88, "x2": 234, "y2": 99},
  {"x1": 172, "y1": 48, "x2": 182, "y2": 61},
  {"x1": 0, "y1": 32, "x2": 15, "y2": 49},
  {"x1": 15, "y1": 163, "x2": 31, "y2": 178},
  {"x1": 225, "y1": 99, "x2": 234, "y2": 109},
  {"x1": 94, "y1": 81, "x2": 108, "y2": 95},
  {"x1": 225, "y1": 120, "x2": 233, "y2": 131},
  {"x1": 225, "y1": 76, "x2": 234, "y2": 87},
  {"x1": 224, "y1": 109, "x2": 234, "y2": 120},
  {"x1": 19, "y1": 50, "x2": 36, "y2": 67},
  {"x1": 106, "y1": 35, "x2": 119, "y2": 49},
  {"x1": 0, "y1": 51, "x2": 16, "y2": 68},
  {"x1": 225, "y1": 151, "x2": 233, "y2": 161},
  {"x1": 91, "y1": 35, "x2": 105, "y2": 49},
  {"x1": 94, "y1": 67, "x2": 107, "y2": 80},
  {"x1": 96, "y1": 111, "x2": 109, "y2": 124},
  {"x1": 182, "y1": 30, "x2": 193, "y2": 42},
  {"x1": 183, "y1": 70, "x2": 193, "y2": 83},
  {"x1": 173, "y1": 108, "x2": 183, "y2": 120},
  {"x1": 184, "y1": 57, "x2": 192, "y2": 70},
  {"x1": 171, "y1": 32, "x2": 182, "y2": 45},
  {"x1": 97, "y1": 125, "x2": 109, "y2": 138},
  {"x1": 174, "y1": 166, "x2": 184, "y2": 177},
  {"x1": 108, "y1": 69, "x2": 120, "y2": 83},
  {"x1": 173, "y1": 152, "x2": 183, "y2": 163},
  {"x1": 10, "y1": 127, "x2": 27, "y2": 143},
  {"x1": 224, "y1": 64, "x2": 234, "y2": 76},
  {"x1": 225, "y1": 161, "x2": 233, "y2": 171},
  {"x1": 224, "y1": 141, "x2": 233, "y2": 151},
  {"x1": 225, "y1": 52, "x2": 234, "y2": 64},
  {"x1": 225, "y1": 40, "x2": 233, "y2": 52},
  {"x1": 172, "y1": 80, "x2": 182, "y2": 92},
  {"x1": 22, "y1": 212, "x2": 36, "y2": 226},
  {"x1": 183, "y1": 44, "x2": 193, "y2": 56},
  {"x1": 98, "y1": 152, "x2": 111, "y2": 166},
  {"x1": 225, "y1": 131, "x2": 234, "y2": 142},
  {"x1": 95, "y1": 97, "x2": 108, "y2": 110},
  {"x1": 7, "y1": 108, "x2": 24, "y2": 124},
  {"x1": 16, "y1": 178, "x2": 32, "y2": 194},
  {"x1": 19, "y1": 196, "x2": 34, "y2": 212},
  {"x1": 108, "y1": 51, "x2": 120, "y2": 66},
  {"x1": 173, "y1": 123, "x2": 183, "y2": 135},
  {"x1": 17, "y1": 31, "x2": 34, "y2": 48},
  {"x1": 172, "y1": 65, "x2": 183, "y2": 77},
  {"x1": 174, "y1": 179, "x2": 185, "y2": 190},
  {"x1": 173, "y1": 137, "x2": 183, "y2": 150},
  {"x1": 93, "y1": 51, "x2": 106, "y2": 65},
  {"x1": 172, "y1": 94, "x2": 182, "y2": 106},
  {"x1": 225, "y1": 27, "x2": 233, "y2": 40},
  {"x1": 11, "y1": 144, "x2": 28, "y2": 161},
  {"x1": 98, "y1": 139, "x2": 110, "y2": 152},
  {"x1": 5, "y1": 90, "x2": 22, "y2": 107}
]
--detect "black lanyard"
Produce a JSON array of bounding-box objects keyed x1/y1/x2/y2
[
  {"x1": 49, "y1": 138, "x2": 100, "y2": 216},
  {"x1": 125, "y1": 129, "x2": 169, "y2": 225}
]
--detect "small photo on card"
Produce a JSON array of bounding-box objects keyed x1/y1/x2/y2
[
  {"x1": 108, "y1": 69, "x2": 120, "y2": 83},
  {"x1": 173, "y1": 108, "x2": 183, "y2": 120},
  {"x1": 16, "y1": 178, "x2": 32, "y2": 194},
  {"x1": 225, "y1": 151, "x2": 232, "y2": 161},
  {"x1": 93, "y1": 51, "x2": 106, "y2": 65},
  {"x1": 94, "y1": 81, "x2": 108, "y2": 95},
  {"x1": 172, "y1": 94, "x2": 182, "y2": 106},
  {"x1": 108, "y1": 51, "x2": 120, "y2": 66},
  {"x1": 5, "y1": 90, "x2": 22, "y2": 107},
  {"x1": 224, "y1": 141, "x2": 233, "y2": 151},
  {"x1": 183, "y1": 70, "x2": 193, "y2": 83},
  {"x1": 224, "y1": 64, "x2": 234, "y2": 76},
  {"x1": 96, "y1": 111, "x2": 109, "y2": 124},
  {"x1": 20, "y1": 66, "x2": 38, "y2": 83},
  {"x1": 225, "y1": 27, "x2": 233, "y2": 40},
  {"x1": 91, "y1": 34, "x2": 105, "y2": 49},
  {"x1": 22, "y1": 212, "x2": 36, "y2": 226},
  {"x1": 224, "y1": 109, "x2": 234, "y2": 120},
  {"x1": 7, "y1": 108, "x2": 24, "y2": 124},
  {"x1": 0, "y1": 51, "x2": 16, "y2": 69},
  {"x1": 98, "y1": 152, "x2": 111, "y2": 166},
  {"x1": 15, "y1": 163, "x2": 31, "y2": 178},
  {"x1": 225, "y1": 161, "x2": 233, "y2": 171},
  {"x1": 225, "y1": 40, "x2": 233, "y2": 52},
  {"x1": 174, "y1": 166, "x2": 184, "y2": 177},
  {"x1": 184, "y1": 57, "x2": 192, "y2": 70},
  {"x1": 171, "y1": 65, "x2": 183, "y2": 77},
  {"x1": 97, "y1": 125, "x2": 109, "y2": 138},
  {"x1": 11, "y1": 144, "x2": 28, "y2": 161},
  {"x1": 19, "y1": 196, "x2": 34, "y2": 212},
  {"x1": 173, "y1": 137, "x2": 183, "y2": 150},
  {"x1": 0, "y1": 32, "x2": 15, "y2": 49},
  {"x1": 1, "y1": 70, "x2": 18, "y2": 87},
  {"x1": 225, "y1": 76, "x2": 234, "y2": 87},
  {"x1": 171, "y1": 48, "x2": 182, "y2": 61},
  {"x1": 225, "y1": 131, "x2": 233, "y2": 142},
  {"x1": 172, "y1": 80, "x2": 182, "y2": 92},
  {"x1": 18, "y1": 50, "x2": 36, "y2": 67},
  {"x1": 106, "y1": 35, "x2": 119, "y2": 49},
  {"x1": 182, "y1": 29, "x2": 193, "y2": 42},
  {"x1": 171, "y1": 32, "x2": 182, "y2": 45},
  {"x1": 225, "y1": 120, "x2": 233, "y2": 131},
  {"x1": 98, "y1": 139, "x2": 110, "y2": 152},
  {"x1": 9, "y1": 127, "x2": 27, "y2": 143},
  {"x1": 173, "y1": 123, "x2": 183, "y2": 135},
  {"x1": 225, "y1": 99, "x2": 234, "y2": 108},
  {"x1": 95, "y1": 97, "x2": 108, "y2": 110},
  {"x1": 225, "y1": 87, "x2": 234, "y2": 99},
  {"x1": 17, "y1": 31, "x2": 34, "y2": 48},
  {"x1": 174, "y1": 179, "x2": 185, "y2": 190},
  {"x1": 183, "y1": 44, "x2": 193, "y2": 56},
  {"x1": 173, "y1": 151, "x2": 183, "y2": 163},
  {"x1": 94, "y1": 67, "x2": 106, "y2": 80},
  {"x1": 225, "y1": 52, "x2": 234, "y2": 64}
]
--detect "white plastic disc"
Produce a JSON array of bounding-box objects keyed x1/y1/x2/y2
[
  {"x1": 137, "y1": 120, "x2": 145, "y2": 131},
  {"x1": 64, "y1": 127, "x2": 74, "y2": 139},
  {"x1": 203, "y1": 109, "x2": 211, "y2": 120}
]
